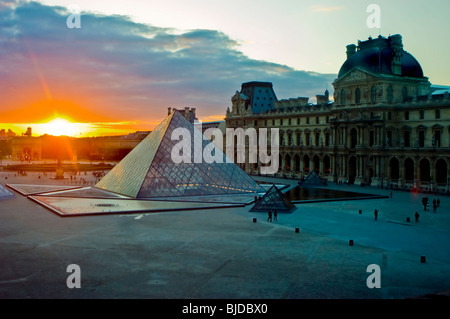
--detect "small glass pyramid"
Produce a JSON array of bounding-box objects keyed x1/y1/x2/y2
[
  {"x1": 249, "y1": 185, "x2": 295, "y2": 213},
  {"x1": 0, "y1": 184, "x2": 14, "y2": 200},
  {"x1": 301, "y1": 171, "x2": 327, "y2": 187},
  {"x1": 96, "y1": 110, "x2": 265, "y2": 198}
]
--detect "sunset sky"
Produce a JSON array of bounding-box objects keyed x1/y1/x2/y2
[{"x1": 1, "y1": 0, "x2": 449, "y2": 137}]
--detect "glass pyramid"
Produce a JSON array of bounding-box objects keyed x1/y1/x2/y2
[
  {"x1": 301, "y1": 171, "x2": 327, "y2": 187},
  {"x1": 96, "y1": 110, "x2": 265, "y2": 198},
  {"x1": 0, "y1": 184, "x2": 14, "y2": 200},
  {"x1": 250, "y1": 185, "x2": 295, "y2": 213}
]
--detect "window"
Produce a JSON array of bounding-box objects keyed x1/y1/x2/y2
[
  {"x1": 280, "y1": 119, "x2": 283, "y2": 126},
  {"x1": 420, "y1": 110, "x2": 424, "y2": 120},
  {"x1": 315, "y1": 133, "x2": 320, "y2": 146},
  {"x1": 297, "y1": 133, "x2": 301, "y2": 145},
  {"x1": 435, "y1": 109, "x2": 441, "y2": 119},
  {"x1": 264, "y1": 120, "x2": 267, "y2": 126},
  {"x1": 418, "y1": 130, "x2": 425, "y2": 147},
  {"x1": 402, "y1": 87, "x2": 408, "y2": 102},
  {"x1": 388, "y1": 112, "x2": 392, "y2": 121},
  {"x1": 305, "y1": 133, "x2": 310, "y2": 146},
  {"x1": 387, "y1": 85, "x2": 393, "y2": 103},
  {"x1": 340, "y1": 89, "x2": 346, "y2": 105},
  {"x1": 403, "y1": 130, "x2": 410, "y2": 147},
  {"x1": 254, "y1": 120, "x2": 258, "y2": 126},
  {"x1": 369, "y1": 131, "x2": 374, "y2": 147},
  {"x1": 355, "y1": 87, "x2": 361, "y2": 104},
  {"x1": 325, "y1": 133, "x2": 330, "y2": 146},
  {"x1": 316, "y1": 117, "x2": 319, "y2": 124},
  {"x1": 297, "y1": 118, "x2": 300, "y2": 125},
  {"x1": 387, "y1": 131, "x2": 393, "y2": 147},
  {"x1": 272, "y1": 119, "x2": 275, "y2": 126},
  {"x1": 306, "y1": 117, "x2": 310, "y2": 124},
  {"x1": 371, "y1": 86, "x2": 377, "y2": 103},
  {"x1": 288, "y1": 118, "x2": 291, "y2": 126},
  {"x1": 434, "y1": 130, "x2": 441, "y2": 147},
  {"x1": 405, "y1": 111, "x2": 409, "y2": 120},
  {"x1": 326, "y1": 116, "x2": 329, "y2": 123}
]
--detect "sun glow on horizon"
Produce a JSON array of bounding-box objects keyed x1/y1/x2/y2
[{"x1": 42, "y1": 117, "x2": 79, "y2": 136}]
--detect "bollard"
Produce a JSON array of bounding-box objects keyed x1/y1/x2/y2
[
  {"x1": 406, "y1": 217, "x2": 410, "y2": 223},
  {"x1": 253, "y1": 218, "x2": 257, "y2": 223},
  {"x1": 295, "y1": 228, "x2": 299, "y2": 233},
  {"x1": 349, "y1": 240, "x2": 354, "y2": 246},
  {"x1": 359, "y1": 209, "x2": 362, "y2": 214},
  {"x1": 421, "y1": 256, "x2": 426, "y2": 263}
]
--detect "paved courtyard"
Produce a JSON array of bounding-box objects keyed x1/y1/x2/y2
[{"x1": 0, "y1": 170, "x2": 449, "y2": 299}]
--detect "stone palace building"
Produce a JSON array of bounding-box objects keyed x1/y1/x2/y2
[{"x1": 225, "y1": 34, "x2": 450, "y2": 191}]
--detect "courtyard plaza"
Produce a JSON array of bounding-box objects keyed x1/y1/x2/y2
[{"x1": 0, "y1": 169, "x2": 449, "y2": 299}]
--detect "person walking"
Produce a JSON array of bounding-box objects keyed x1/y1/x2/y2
[
  {"x1": 437, "y1": 198, "x2": 440, "y2": 207},
  {"x1": 415, "y1": 211, "x2": 420, "y2": 223},
  {"x1": 267, "y1": 211, "x2": 272, "y2": 222},
  {"x1": 273, "y1": 210, "x2": 278, "y2": 222},
  {"x1": 374, "y1": 209, "x2": 378, "y2": 221},
  {"x1": 433, "y1": 202, "x2": 437, "y2": 214}
]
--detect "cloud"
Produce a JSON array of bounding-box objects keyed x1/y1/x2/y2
[{"x1": 0, "y1": 1, "x2": 337, "y2": 128}]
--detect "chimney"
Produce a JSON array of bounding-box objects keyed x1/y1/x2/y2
[
  {"x1": 168, "y1": 107, "x2": 172, "y2": 115},
  {"x1": 346, "y1": 44, "x2": 357, "y2": 59},
  {"x1": 390, "y1": 34, "x2": 403, "y2": 75}
]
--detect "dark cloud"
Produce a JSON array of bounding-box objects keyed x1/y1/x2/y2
[{"x1": 0, "y1": 1, "x2": 336, "y2": 125}]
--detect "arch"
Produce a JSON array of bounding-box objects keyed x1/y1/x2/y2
[
  {"x1": 323, "y1": 155, "x2": 331, "y2": 175},
  {"x1": 294, "y1": 154, "x2": 301, "y2": 172},
  {"x1": 419, "y1": 158, "x2": 431, "y2": 182},
  {"x1": 348, "y1": 156, "x2": 357, "y2": 184},
  {"x1": 404, "y1": 158, "x2": 415, "y2": 182},
  {"x1": 313, "y1": 155, "x2": 320, "y2": 173},
  {"x1": 389, "y1": 157, "x2": 400, "y2": 180},
  {"x1": 371, "y1": 85, "x2": 377, "y2": 103},
  {"x1": 435, "y1": 158, "x2": 447, "y2": 185},
  {"x1": 285, "y1": 154, "x2": 291, "y2": 172},
  {"x1": 303, "y1": 154, "x2": 310, "y2": 174}
]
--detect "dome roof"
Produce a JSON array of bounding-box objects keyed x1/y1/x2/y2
[{"x1": 338, "y1": 36, "x2": 424, "y2": 79}]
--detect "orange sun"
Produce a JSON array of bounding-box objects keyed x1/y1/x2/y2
[{"x1": 43, "y1": 117, "x2": 79, "y2": 136}]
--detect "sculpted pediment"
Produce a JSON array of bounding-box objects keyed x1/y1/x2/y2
[{"x1": 338, "y1": 68, "x2": 379, "y2": 83}]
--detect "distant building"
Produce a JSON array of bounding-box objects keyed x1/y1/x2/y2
[
  {"x1": 169, "y1": 107, "x2": 198, "y2": 123},
  {"x1": 226, "y1": 34, "x2": 450, "y2": 192}
]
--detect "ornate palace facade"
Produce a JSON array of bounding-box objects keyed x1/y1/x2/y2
[{"x1": 225, "y1": 34, "x2": 450, "y2": 191}]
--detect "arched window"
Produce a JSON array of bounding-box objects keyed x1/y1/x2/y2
[
  {"x1": 402, "y1": 87, "x2": 408, "y2": 102},
  {"x1": 371, "y1": 86, "x2": 377, "y2": 103},
  {"x1": 355, "y1": 87, "x2": 361, "y2": 104},
  {"x1": 387, "y1": 85, "x2": 394, "y2": 103},
  {"x1": 340, "y1": 89, "x2": 346, "y2": 105}
]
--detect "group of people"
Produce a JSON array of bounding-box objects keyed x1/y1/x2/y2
[
  {"x1": 267, "y1": 210, "x2": 278, "y2": 222},
  {"x1": 421, "y1": 196, "x2": 440, "y2": 213}
]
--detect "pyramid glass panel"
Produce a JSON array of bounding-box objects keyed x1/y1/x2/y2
[
  {"x1": 96, "y1": 110, "x2": 264, "y2": 198},
  {"x1": 250, "y1": 185, "x2": 295, "y2": 213},
  {"x1": 301, "y1": 171, "x2": 327, "y2": 187},
  {"x1": 0, "y1": 184, "x2": 14, "y2": 200}
]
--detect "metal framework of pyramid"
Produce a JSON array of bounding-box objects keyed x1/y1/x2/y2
[
  {"x1": 96, "y1": 110, "x2": 265, "y2": 198},
  {"x1": 301, "y1": 171, "x2": 327, "y2": 187},
  {"x1": 0, "y1": 184, "x2": 14, "y2": 200},
  {"x1": 249, "y1": 185, "x2": 295, "y2": 213}
]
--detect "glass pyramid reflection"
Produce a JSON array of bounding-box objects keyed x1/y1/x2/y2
[{"x1": 96, "y1": 110, "x2": 265, "y2": 198}]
